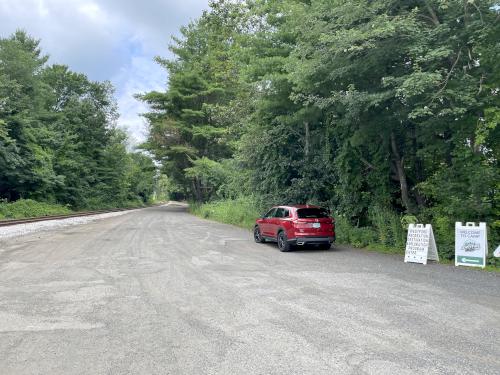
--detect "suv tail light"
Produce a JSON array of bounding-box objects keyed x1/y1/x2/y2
[{"x1": 293, "y1": 221, "x2": 309, "y2": 229}]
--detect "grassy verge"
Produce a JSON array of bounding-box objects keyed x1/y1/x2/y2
[
  {"x1": 190, "y1": 198, "x2": 499, "y2": 272},
  {"x1": 0, "y1": 198, "x2": 162, "y2": 220}
]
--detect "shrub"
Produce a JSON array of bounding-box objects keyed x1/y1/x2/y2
[
  {"x1": 0, "y1": 199, "x2": 72, "y2": 219},
  {"x1": 335, "y1": 215, "x2": 377, "y2": 248},
  {"x1": 401, "y1": 214, "x2": 418, "y2": 230},
  {"x1": 369, "y1": 207, "x2": 406, "y2": 250}
]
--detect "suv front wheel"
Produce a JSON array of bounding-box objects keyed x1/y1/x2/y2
[
  {"x1": 277, "y1": 231, "x2": 291, "y2": 252},
  {"x1": 254, "y1": 226, "x2": 265, "y2": 243}
]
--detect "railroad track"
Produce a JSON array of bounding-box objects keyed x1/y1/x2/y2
[{"x1": 0, "y1": 206, "x2": 153, "y2": 227}]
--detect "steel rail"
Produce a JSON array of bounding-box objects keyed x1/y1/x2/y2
[{"x1": 0, "y1": 206, "x2": 151, "y2": 227}]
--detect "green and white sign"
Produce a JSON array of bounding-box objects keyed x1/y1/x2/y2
[
  {"x1": 455, "y1": 222, "x2": 488, "y2": 268},
  {"x1": 404, "y1": 224, "x2": 439, "y2": 265}
]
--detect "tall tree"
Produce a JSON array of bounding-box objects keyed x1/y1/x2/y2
[
  {"x1": 0, "y1": 31, "x2": 156, "y2": 208},
  {"x1": 140, "y1": 0, "x2": 245, "y2": 201}
]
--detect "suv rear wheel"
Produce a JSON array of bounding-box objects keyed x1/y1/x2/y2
[
  {"x1": 319, "y1": 243, "x2": 331, "y2": 250},
  {"x1": 277, "y1": 231, "x2": 291, "y2": 252}
]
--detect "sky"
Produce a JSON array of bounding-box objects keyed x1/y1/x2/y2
[{"x1": 0, "y1": 0, "x2": 210, "y2": 143}]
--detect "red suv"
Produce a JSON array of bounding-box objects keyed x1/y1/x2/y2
[{"x1": 254, "y1": 205, "x2": 335, "y2": 252}]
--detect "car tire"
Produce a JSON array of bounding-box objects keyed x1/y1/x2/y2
[
  {"x1": 254, "y1": 226, "x2": 265, "y2": 243},
  {"x1": 277, "y1": 231, "x2": 291, "y2": 252},
  {"x1": 319, "y1": 243, "x2": 332, "y2": 250}
]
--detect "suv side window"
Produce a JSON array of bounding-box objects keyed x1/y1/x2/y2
[
  {"x1": 264, "y1": 208, "x2": 277, "y2": 218},
  {"x1": 283, "y1": 209, "x2": 290, "y2": 218},
  {"x1": 274, "y1": 208, "x2": 285, "y2": 218}
]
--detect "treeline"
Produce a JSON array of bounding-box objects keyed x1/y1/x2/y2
[
  {"x1": 141, "y1": 0, "x2": 499, "y2": 258},
  {"x1": 0, "y1": 31, "x2": 156, "y2": 210}
]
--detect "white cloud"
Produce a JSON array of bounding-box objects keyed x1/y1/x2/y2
[
  {"x1": 114, "y1": 55, "x2": 165, "y2": 144},
  {"x1": 36, "y1": 0, "x2": 50, "y2": 17},
  {"x1": 0, "y1": 0, "x2": 210, "y2": 143},
  {"x1": 78, "y1": 2, "x2": 105, "y2": 23}
]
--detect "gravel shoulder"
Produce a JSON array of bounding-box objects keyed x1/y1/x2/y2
[
  {"x1": 0, "y1": 209, "x2": 142, "y2": 240},
  {"x1": 0, "y1": 205, "x2": 499, "y2": 374}
]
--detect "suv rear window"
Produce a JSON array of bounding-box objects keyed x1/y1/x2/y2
[{"x1": 297, "y1": 208, "x2": 329, "y2": 218}]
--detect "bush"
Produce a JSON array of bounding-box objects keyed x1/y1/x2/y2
[
  {"x1": 0, "y1": 199, "x2": 72, "y2": 219},
  {"x1": 335, "y1": 216, "x2": 377, "y2": 248},
  {"x1": 334, "y1": 208, "x2": 407, "y2": 253},
  {"x1": 369, "y1": 207, "x2": 406, "y2": 249}
]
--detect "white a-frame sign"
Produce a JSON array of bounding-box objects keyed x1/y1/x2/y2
[{"x1": 404, "y1": 224, "x2": 439, "y2": 265}]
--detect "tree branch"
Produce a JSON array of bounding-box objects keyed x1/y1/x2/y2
[
  {"x1": 359, "y1": 155, "x2": 377, "y2": 170},
  {"x1": 471, "y1": 2, "x2": 484, "y2": 24},
  {"x1": 431, "y1": 49, "x2": 462, "y2": 103},
  {"x1": 417, "y1": 13, "x2": 438, "y2": 25},
  {"x1": 478, "y1": 74, "x2": 485, "y2": 94},
  {"x1": 424, "y1": 1, "x2": 440, "y2": 26}
]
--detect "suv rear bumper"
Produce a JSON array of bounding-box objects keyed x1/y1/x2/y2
[{"x1": 288, "y1": 236, "x2": 335, "y2": 246}]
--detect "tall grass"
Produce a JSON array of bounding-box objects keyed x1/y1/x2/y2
[
  {"x1": 189, "y1": 196, "x2": 262, "y2": 230},
  {"x1": 369, "y1": 207, "x2": 406, "y2": 249},
  {"x1": 0, "y1": 198, "x2": 150, "y2": 220},
  {"x1": 334, "y1": 216, "x2": 377, "y2": 248},
  {"x1": 0, "y1": 199, "x2": 72, "y2": 220}
]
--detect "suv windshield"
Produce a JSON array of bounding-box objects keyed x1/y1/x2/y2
[{"x1": 297, "y1": 208, "x2": 329, "y2": 219}]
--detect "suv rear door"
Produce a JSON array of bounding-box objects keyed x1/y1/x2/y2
[{"x1": 269, "y1": 207, "x2": 286, "y2": 238}]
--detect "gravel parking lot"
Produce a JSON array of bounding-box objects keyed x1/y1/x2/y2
[{"x1": 0, "y1": 204, "x2": 499, "y2": 374}]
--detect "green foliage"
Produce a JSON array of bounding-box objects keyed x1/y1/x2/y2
[
  {"x1": 190, "y1": 196, "x2": 262, "y2": 230},
  {"x1": 0, "y1": 199, "x2": 71, "y2": 219},
  {"x1": 184, "y1": 157, "x2": 228, "y2": 201},
  {"x1": 142, "y1": 0, "x2": 499, "y2": 268},
  {"x1": 0, "y1": 30, "x2": 156, "y2": 210},
  {"x1": 154, "y1": 174, "x2": 183, "y2": 201},
  {"x1": 431, "y1": 214, "x2": 456, "y2": 259},
  {"x1": 334, "y1": 216, "x2": 377, "y2": 248},
  {"x1": 401, "y1": 214, "x2": 418, "y2": 230},
  {"x1": 334, "y1": 208, "x2": 405, "y2": 252},
  {"x1": 139, "y1": 2, "x2": 245, "y2": 201},
  {"x1": 369, "y1": 207, "x2": 406, "y2": 249}
]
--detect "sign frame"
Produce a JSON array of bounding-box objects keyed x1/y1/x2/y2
[
  {"x1": 494, "y1": 245, "x2": 500, "y2": 258},
  {"x1": 404, "y1": 224, "x2": 439, "y2": 265},
  {"x1": 455, "y1": 222, "x2": 488, "y2": 268}
]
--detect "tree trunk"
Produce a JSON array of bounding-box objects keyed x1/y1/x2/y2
[
  {"x1": 304, "y1": 121, "x2": 310, "y2": 158},
  {"x1": 192, "y1": 179, "x2": 202, "y2": 202},
  {"x1": 390, "y1": 132, "x2": 411, "y2": 212},
  {"x1": 410, "y1": 124, "x2": 425, "y2": 208}
]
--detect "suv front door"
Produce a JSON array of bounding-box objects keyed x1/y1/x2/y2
[{"x1": 261, "y1": 208, "x2": 277, "y2": 237}]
